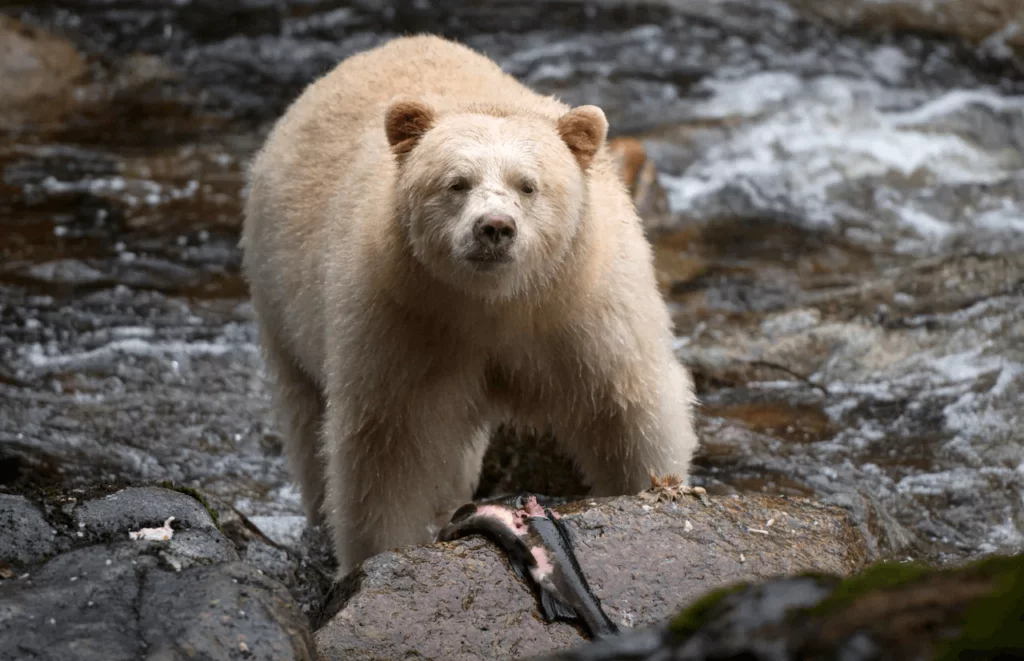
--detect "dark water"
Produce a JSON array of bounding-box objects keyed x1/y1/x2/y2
[{"x1": 1, "y1": 1, "x2": 1022, "y2": 561}]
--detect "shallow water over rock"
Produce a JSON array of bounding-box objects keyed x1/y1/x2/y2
[{"x1": 1, "y1": 0, "x2": 1022, "y2": 595}]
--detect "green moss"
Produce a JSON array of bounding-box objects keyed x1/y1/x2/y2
[
  {"x1": 936, "y1": 554, "x2": 1024, "y2": 660},
  {"x1": 796, "y1": 554, "x2": 1024, "y2": 658},
  {"x1": 802, "y1": 560, "x2": 932, "y2": 617},
  {"x1": 793, "y1": 569, "x2": 844, "y2": 583},
  {"x1": 158, "y1": 481, "x2": 220, "y2": 528},
  {"x1": 669, "y1": 582, "x2": 749, "y2": 638}
]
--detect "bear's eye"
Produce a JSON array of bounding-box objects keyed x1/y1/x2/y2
[
  {"x1": 520, "y1": 182, "x2": 536, "y2": 195},
  {"x1": 448, "y1": 178, "x2": 470, "y2": 192}
]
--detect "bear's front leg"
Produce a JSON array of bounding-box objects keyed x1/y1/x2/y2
[
  {"x1": 321, "y1": 402, "x2": 488, "y2": 578},
  {"x1": 555, "y1": 352, "x2": 699, "y2": 497}
]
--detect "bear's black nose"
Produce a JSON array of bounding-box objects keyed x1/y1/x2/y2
[{"x1": 473, "y1": 213, "x2": 517, "y2": 250}]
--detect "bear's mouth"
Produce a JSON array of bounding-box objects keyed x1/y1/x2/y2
[{"x1": 465, "y1": 250, "x2": 514, "y2": 269}]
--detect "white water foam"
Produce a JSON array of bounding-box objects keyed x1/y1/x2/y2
[{"x1": 659, "y1": 76, "x2": 1024, "y2": 246}]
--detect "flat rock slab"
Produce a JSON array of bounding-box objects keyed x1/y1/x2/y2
[
  {"x1": 0, "y1": 486, "x2": 315, "y2": 661},
  {"x1": 316, "y1": 494, "x2": 868, "y2": 661}
]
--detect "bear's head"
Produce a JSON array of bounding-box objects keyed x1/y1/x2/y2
[{"x1": 384, "y1": 97, "x2": 608, "y2": 300}]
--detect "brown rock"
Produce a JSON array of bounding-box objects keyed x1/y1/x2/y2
[
  {"x1": 790, "y1": 0, "x2": 1024, "y2": 58},
  {"x1": 315, "y1": 494, "x2": 867, "y2": 660},
  {"x1": 0, "y1": 15, "x2": 86, "y2": 130}
]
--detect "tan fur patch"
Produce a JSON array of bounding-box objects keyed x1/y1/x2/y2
[
  {"x1": 385, "y1": 99, "x2": 436, "y2": 157},
  {"x1": 608, "y1": 137, "x2": 648, "y2": 193},
  {"x1": 556, "y1": 105, "x2": 609, "y2": 170}
]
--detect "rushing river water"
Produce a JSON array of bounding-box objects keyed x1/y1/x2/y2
[{"x1": 1, "y1": 1, "x2": 1022, "y2": 563}]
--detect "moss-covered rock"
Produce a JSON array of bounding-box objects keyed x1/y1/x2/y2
[
  {"x1": 668, "y1": 582, "x2": 750, "y2": 638},
  {"x1": 157, "y1": 480, "x2": 221, "y2": 528},
  {"x1": 531, "y1": 554, "x2": 1024, "y2": 661}
]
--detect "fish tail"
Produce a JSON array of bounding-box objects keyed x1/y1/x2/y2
[
  {"x1": 539, "y1": 585, "x2": 579, "y2": 623},
  {"x1": 579, "y1": 600, "x2": 621, "y2": 639}
]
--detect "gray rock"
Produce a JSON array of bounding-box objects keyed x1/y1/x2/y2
[
  {"x1": 0, "y1": 488, "x2": 315, "y2": 661},
  {"x1": 161, "y1": 529, "x2": 239, "y2": 570},
  {"x1": 1, "y1": 544, "x2": 156, "y2": 661},
  {"x1": 139, "y1": 562, "x2": 315, "y2": 661},
  {"x1": 244, "y1": 539, "x2": 295, "y2": 582},
  {"x1": 75, "y1": 487, "x2": 218, "y2": 541},
  {"x1": 0, "y1": 494, "x2": 56, "y2": 567},
  {"x1": 315, "y1": 494, "x2": 867, "y2": 661}
]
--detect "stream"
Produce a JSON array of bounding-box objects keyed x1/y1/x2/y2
[{"x1": 2, "y1": 0, "x2": 1022, "y2": 566}]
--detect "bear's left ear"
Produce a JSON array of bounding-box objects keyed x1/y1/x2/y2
[
  {"x1": 385, "y1": 98, "x2": 436, "y2": 159},
  {"x1": 556, "y1": 105, "x2": 608, "y2": 171}
]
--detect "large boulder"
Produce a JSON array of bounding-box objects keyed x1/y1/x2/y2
[
  {"x1": 315, "y1": 493, "x2": 868, "y2": 660},
  {"x1": 530, "y1": 552, "x2": 1024, "y2": 660}
]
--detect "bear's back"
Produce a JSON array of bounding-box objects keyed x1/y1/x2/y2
[{"x1": 312, "y1": 35, "x2": 569, "y2": 127}]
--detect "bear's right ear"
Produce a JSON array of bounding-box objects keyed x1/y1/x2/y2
[{"x1": 385, "y1": 98, "x2": 436, "y2": 159}]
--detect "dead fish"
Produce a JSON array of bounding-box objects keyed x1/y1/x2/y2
[
  {"x1": 437, "y1": 495, "x2": 537, "y2": 581},
  {"x1": 525, "y1": 504, "x2": 620, "y2": 639},
  {"x1": 437, "y1": 493, "x2": 620, "y2": 639},
  {"x1": 437, "y1": 493, "x2": 563, "y2": 582}
]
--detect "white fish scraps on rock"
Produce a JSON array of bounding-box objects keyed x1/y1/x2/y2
[{"x1": 128, "y1": 516, "x2": 176, "y2": 541}]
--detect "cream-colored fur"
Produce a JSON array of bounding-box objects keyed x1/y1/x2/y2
[{"x1": 240, "y1": 34, "x2": 700, "y2": 576}]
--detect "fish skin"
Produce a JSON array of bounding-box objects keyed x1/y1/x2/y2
[
  {"x1": 437, "y1": 493, "x2": 621, "y2": 640},
  {"x1": 436, "y1": 493, "x2": 571, "y2": 544},
  {"x1": 436, "y1": 497, "x2": 536, "y2": 583},
  {"x1": 526, "y1": 508, "x2": 620, "y2": 639}
]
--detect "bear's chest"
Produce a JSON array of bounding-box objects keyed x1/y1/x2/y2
[{"x1": 482, "y1": 339, "x2": 580, "y2": 411}]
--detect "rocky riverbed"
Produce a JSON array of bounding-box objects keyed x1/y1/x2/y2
[{"x1": 2, "y1": 1, "x2": 1023, "y2": 659}]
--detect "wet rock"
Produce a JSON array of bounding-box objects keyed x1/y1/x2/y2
[
  {"x1": 0, "y1": 486, "x2": 316, "y2": 661},
  {"x1": 139, "y1": 562, "x2": 314, "y2": 661},
  {"x1": 315, "y1": 494, "x2": 867, "y2": 660},
  {"x1": 75, "y1": 486, "x2": 219, "y2": 540},
  {"x1": 529, "y1": 552, "x2": 1024, "y2": 661},
  {"x1": 245, "y1": 539, "x2": 296, "y2": 580},
  {"x1": 0, "y1": 494, "x2": 56, "y2": 568},
  {"x1": 676, "y1": 248, "x2": 1024, "y2": 561},
  {"x1": 242, "y1": 536, "x2": 335, "y2": 618},
  {"x1": 3, "y1": 543, "x2": 151, "y2": 661}
]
